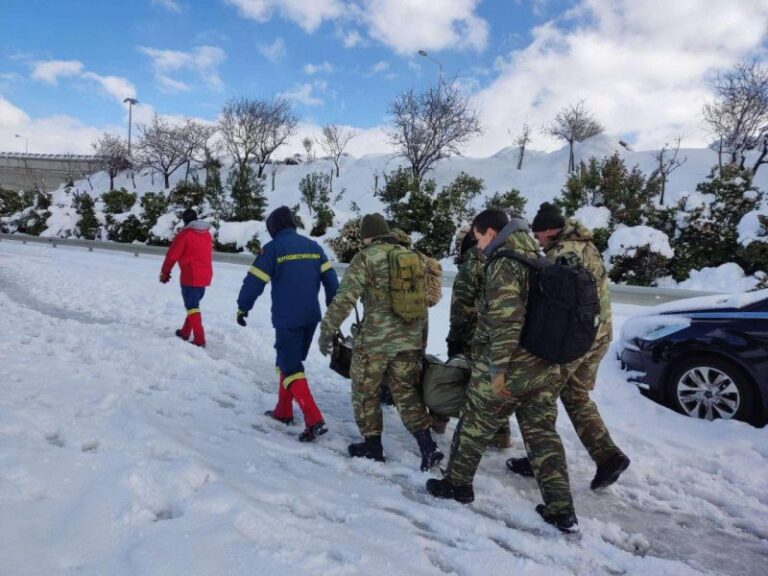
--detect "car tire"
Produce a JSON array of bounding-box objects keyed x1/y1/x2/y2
[{"x1": 666, "y1": 356, "x2": 756, "y2": 424}]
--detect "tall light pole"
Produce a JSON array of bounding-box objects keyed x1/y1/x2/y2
[
  {"x1": 14, "y1": 134, "x2": 28, "y2": 154},
  {"x1": 417, "y1": 50, "x2": 443, "y2": 85},
  {"x1": 123, "y1": 97, "x2": 138, "y2": 156}
]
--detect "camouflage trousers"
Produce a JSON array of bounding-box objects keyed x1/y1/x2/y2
[
  {"x1": 560, "y1": 336, "x2": 623, "y2": 465},
  {"x1": 350, "y1": 349, "x2": 432, "y2": 436},
  {"x1": 446, "y1": 357, "x2": 574, "y2": 516}
]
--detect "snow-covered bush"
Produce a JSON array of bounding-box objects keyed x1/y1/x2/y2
[
  {"x1": 299, "y1": 171, "x2": 336, "y2": 237},
  {"x1": 72, "y1": 192, "x2": 100, "y2": 240},
  {"x1": 658, "y1": 263, "x2": 767, "y2": 292},
  {"x1": 328, "y1": 216, "x2": 363, "y2": 263},
  {"x1": 228, "y1": 164, "x2": 266, "y2": 222},
  {"x1": 736, "y1": 209, "x2": 768, "y2": 278},
  {"x1": 101, "y1": 188, "x2": 136, "y2": 214},
  {"x1": 670, "y1": 165, "x2": 763, "y2": 281},
  {"x1": 484, "y1": 188, "x2": 526, "y2": 217},
  {"x1": 216, "y1": 220, "x2": 265, "y2": 254},
  {"x1": 168, "y1": 181, "x2": 206, "y2": 212},
  {"x1": 574, "y1": 205, "x2": 612, "y2": 252},
  {"x1": 0, "y1": 188, "x2": 27, "y2": 216},
  {"x1": 605, "y1": 225, "x2": 673, "y2": 285}
]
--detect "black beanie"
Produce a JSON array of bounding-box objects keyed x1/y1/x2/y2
[
  {"x1": 266, "y1": 206, "x2": 297, "y2": 239},
  {"x1": 182, "y1": 208, "x2": 198, "y2": 225},
  {"x1": 360, "y1": 213, "x2": 390, "y2": 239},
  {"x1": 531, "y1": 202, "x2": 565, "y2": 232}
]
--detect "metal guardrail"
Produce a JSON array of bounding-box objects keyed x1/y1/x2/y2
[{"x1": 0, "y1": 233, "x2": 719, "y2": 305}]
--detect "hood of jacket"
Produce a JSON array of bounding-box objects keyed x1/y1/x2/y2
[
  {"x1": 551, "y1": 218, "x2": 593, "y2": 246},
  {"x1": 267, "y1": 206, "x2": 297, "y2": 239},
  {"x1": 186, "y1": 219, "x2": 211, "y2": 232},
  {"x1": 482, "y1": 217, "x2": 532, "y2": 258}
]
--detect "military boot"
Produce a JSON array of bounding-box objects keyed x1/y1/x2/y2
[
  {"x1": 536, "y1": 504, "x2": 579, "y2": 534},
  {"x1": 505, "y1": 456, "x2": 534, "y2": 477},
  {"x1": 348, "y1": 435, "x2": 385, "y2": 462},
  {"x1": 413, "y1": 429, "x2": 444, "y2": 472},
  {"x1": 425, "y1": 478, "x2": 474, "y2": 504},
  {"x1": 591, "y1": 452, "x2": 630, "y2": 491}
]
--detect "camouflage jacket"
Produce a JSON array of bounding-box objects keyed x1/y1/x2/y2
[
  {"x1": 321, "y1": 237, "x2": 424, "y2": 354},
  {"x1": 545, "y1": 218, "x2": 612, "y2": 340},
  {"x1": 475, "y1": 221, "x2": 558, "y2": 395},
  {"x1": 447, "y1": 246, "x2": 484, "y2": 354}
]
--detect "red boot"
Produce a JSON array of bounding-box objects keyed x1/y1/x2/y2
[
  {"x1": 187, "y1": 310, "x2": 206, "y2": 347},
  {"x1": 286, "y1": 376, "x2": 323, "y2": 428},
  {"x1": 175, "y1": 317, "x2": 191, "y2": 340},
  {"x1": 266, "y1": 373, "x2": 294, "y2": 423}
]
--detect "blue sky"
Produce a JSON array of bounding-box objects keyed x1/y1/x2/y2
[{"x1": 1, "y1": 1, "x2": 767, "y2": 156}]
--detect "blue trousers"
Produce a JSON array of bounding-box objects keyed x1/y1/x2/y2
[
  {"x1": 274, "y1": 324, "x2": 317, "y2": 383},
  {"x1": 181, "y1": 286, "x2": 206, "y2": 310}
]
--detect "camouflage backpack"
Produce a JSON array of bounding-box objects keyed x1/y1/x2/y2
[
  {"x1": 388, "y1": 245, "x2": 428, "y2": 321},
  {"x1": 421, "y1": 254, "x2": 443, "y2": 308}
]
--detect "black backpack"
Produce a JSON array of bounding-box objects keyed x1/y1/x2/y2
[{"x1": 490, "y1": 250, "x2": 600, "y2": 364}]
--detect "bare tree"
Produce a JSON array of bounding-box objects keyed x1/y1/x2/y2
[
  {"x1": 703, "y1": 59, "x2": 768, "y2": 176},
  {"x1": 319, "y1": 124, "x2": 356, "y2": 177},
  {"x1": 302, "y1": 136, "x2": 315, "y2": 163},
  {"x1": 653, "y1": 137, "x2": 687, "y2": 205},
  {"x1": 134, "y1": 114, "x2": 188, "y2": 189},
  {"x1": 548, "y1": 100, "x2": 604, "y2": 172},
  {"x1": 218, "y1": 96, "x2": 299, "y2": 178},
  {"x1": 387, "y1": 81, "x2": 482, "y2": 183},
  {"x1": 177, "y1": 119, "x2": 217, "y2": 181},
  {"x1": 92, "y1": 133, "x2": 131, "y2": 190},
  {"x1": 510, "y1": 122, "x2": 532, "y2": 170}
]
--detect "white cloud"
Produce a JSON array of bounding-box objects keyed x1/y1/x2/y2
[
  {"x1": 225, "y1": 0, "x2": 488, "y2": 54},
  {"x1": 257, "y1": 38, "x2": 287, "y2": 63},
  {"x1": 81, "y1": 72, "x2": 137, "y2": 104},
  {"x1": 280, "y1": 83, "x2": 324, "y2": 106},
  {"x1": 466, "y1": 0, "x2": 768, "y2": 157},
  {"x1": 31, "y1": 60, "x2": 84, "y2": 84},
  {"x1": 304, "y1": 61, "x2": 334, "y2": 75},
  {"x1": 139, "y1": 45, "x2": 226, "y2": 91},
  {"x1": 29, "y1": 60, "x2": 135, "y2": 105},
  {"x1": 370, "y1": 60, "x2": 390, "y2": 74},
  {"x1": 0, "y1": 94, "x2": 31, "y2": 126},
  {"x1": 360, "y1": 0, "x2": 488, "y2": 55},
  {"x1": 152, "y1": 0, "x2": 183, "y2": 12},
  {"x1": 225, "y1": 0, "x2": 343, "y2": 32}
]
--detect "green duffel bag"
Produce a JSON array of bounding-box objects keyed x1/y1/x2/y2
[{"x1": 422, "y1": 354, "x2": 471, "y2": 418}]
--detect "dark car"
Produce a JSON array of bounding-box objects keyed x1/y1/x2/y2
[{"x1": 619, "y1": 290, "x2": 768, "y2": 426}]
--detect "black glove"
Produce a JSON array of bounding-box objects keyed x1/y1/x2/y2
[
  {"x1": 447, "y1": 340, "x2": 461, "y2": 358},
  {"x1": 318, "y1": 329, "x2": 334, "y2": 357},
  {"x1": 236, "y1": 309, "x2": 248, "y2": 327}
]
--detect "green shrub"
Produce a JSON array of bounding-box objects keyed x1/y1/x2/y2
[
  {"x1": 72, "y1": 192, "x2": 100, "y2": 240},
  {"x1": 168, "y1": 181, "x2": 206, "y2": 211},
  {"x1": 485, "y1": 188, "x2": 527, "y2": 217},
  {"x1": 228, "y1": 164, "x2": 266, "y2": 221},
  {"x1": 592, "y1": 227, "x2": 610, "y2": 254},
  {"x1": 328, "y1": 217, "x2": 363, "y2": 263},
  {"x1": 140, "y1": 192, "x2": 169, "y2": 230},
  {"x1": 0, "y1": 188, "x2": 27, "y2": 216},
  {"x1": 101, "y1": 188, "x2": 137, "y2": 214},
  {"x1": 16, "y1": 210, "x2": 50, "y2": 236},
  {"x1": 105, "y1": 214, "x2": 147, "y2": 243},
  {"x1": 608, "y1": 246, "x2": 671, "y2": 286}
]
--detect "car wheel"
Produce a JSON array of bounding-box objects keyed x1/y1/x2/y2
[{"x1": 667, "y1": 357, "x2": 755, "y2": 423}]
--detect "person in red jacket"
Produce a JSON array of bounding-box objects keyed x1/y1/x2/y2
[{"x1": 160, "y1": 208, "x2": 213, "y2": 347}]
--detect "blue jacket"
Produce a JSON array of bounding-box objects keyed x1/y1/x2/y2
[{"x1": 237, "y1": 229, "x2": 339, "y2": 328}]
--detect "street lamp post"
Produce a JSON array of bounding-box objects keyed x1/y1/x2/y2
[
  {"x1": 123, "y1": 97, "x2": 139, "y2": 156},
  {"x1": 14, "y1": 134, "x2": 28, "y2": 154},
  {"x1": 417, "y1": 50, "x2": 443, "y2": 84}
]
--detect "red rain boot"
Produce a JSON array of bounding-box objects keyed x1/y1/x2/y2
[{"x1": 187, "y1": 311, "x2": 206, "y2": 347}]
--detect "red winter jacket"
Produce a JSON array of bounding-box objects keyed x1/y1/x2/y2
[{"x1": 161, "y1": 221, "x2": 213, "y2": 287}]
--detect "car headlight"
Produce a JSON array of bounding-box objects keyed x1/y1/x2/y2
[{"x1": 620, "y1": 314, "x2": 691, "y2": 345}]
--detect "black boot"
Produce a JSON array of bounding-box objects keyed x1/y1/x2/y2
[
  {"x1": 298, "y1": 420, "x2": 327, "y2": 442},
  {"x1": 591, "y1": 452, "x2": 630, "y2": 491},
  {"x1": 426, "y1": 478, "x2": 474, "y2": 504},
  {"x1": 535, "y1": 504, "x2": 579, "y2": 534},
  {"x1": 505, "y1": 456, "x2": 534, "y2": 477},
  {"x1": 413, "y1": 429, "x2": 444, "y2": 472},
  {"x1": 348, "y1": 435, "x2": 385, "y2": 462},
  {"x1": 265, "y1": 410, "x2": 294, "y2": 425}
]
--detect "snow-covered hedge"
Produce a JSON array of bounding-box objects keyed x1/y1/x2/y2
[{"x1": 605, "y1": 225, "x2": 673, "y2": 285}]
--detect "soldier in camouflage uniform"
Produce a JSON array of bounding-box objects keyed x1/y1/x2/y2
[
  {"x1": 507, "y1": 202, "x2": 630, "y2": 491},
  {"x1": 443, "y1": 227, "x2": 512, "y2": 448},
  {"x1": 427, "y1": 209, "x2": 578, "y2": 533},
  {"x1": 318, "y1": 213, "x2": 443, "y2": 471}
]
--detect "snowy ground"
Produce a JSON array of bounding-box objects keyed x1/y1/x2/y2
[{"x1": 1, "y1": 241, "x2": 767, "y2": 576}]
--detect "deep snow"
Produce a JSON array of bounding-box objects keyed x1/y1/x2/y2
[{"x1": 1, "y1": 241, "x2": 767, "y2": 576}]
